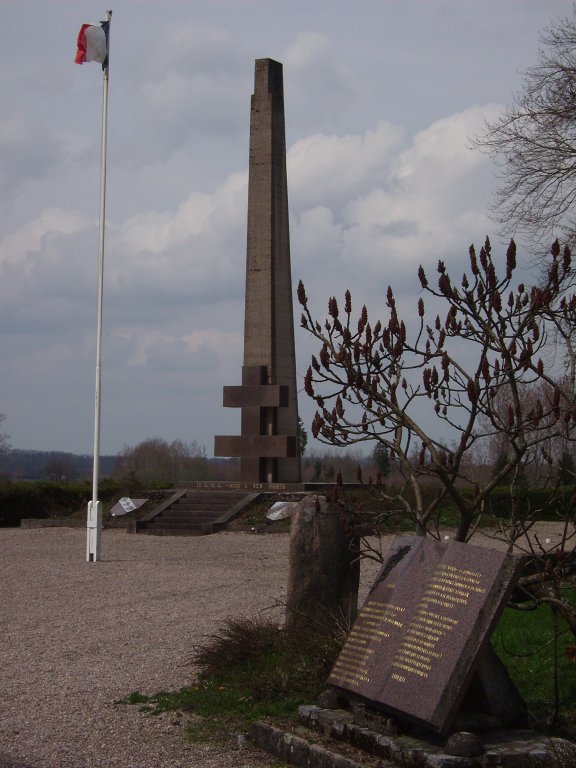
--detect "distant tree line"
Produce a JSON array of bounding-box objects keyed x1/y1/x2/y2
[
  {"x1": 0, "y1": 449, "x2": 117, "y2": 481},
  {"x1": 113, "y1": 438, "x2": 209, "y2": 488},
  {"x1": 0, "y1": 413, "x2": 10, "y2": 457}
]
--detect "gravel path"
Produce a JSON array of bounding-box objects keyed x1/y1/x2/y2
[
  {"x1": 1, "y1": 522, "x2": 569, "y2": 768},
  {"x1": 0, "y1": 528, "x2": 302, "y2": 768},
  {"x1": 0, "y1": 527, "x2": 384, "y2": 768}
]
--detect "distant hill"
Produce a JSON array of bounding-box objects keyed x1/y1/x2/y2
[{"x1": 0, "y1": 449, "x2": 117, "y2": 481}]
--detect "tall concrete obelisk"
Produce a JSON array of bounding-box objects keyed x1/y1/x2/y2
[{"x1": 214, "y1": 59, "x2": 301, "y2": 484}]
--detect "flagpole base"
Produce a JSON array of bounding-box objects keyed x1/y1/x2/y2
[{"x1": 87, "y1": 501, "x2": 102, "y2": 562}]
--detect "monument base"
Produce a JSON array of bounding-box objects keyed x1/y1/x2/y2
[{"x1": 250, "y1": 707, "x2": 575, "y2": 768}]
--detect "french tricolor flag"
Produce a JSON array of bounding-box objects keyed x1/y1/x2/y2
[{"x1": 75, "y1": 19, "x2": 110, "y2": 69}]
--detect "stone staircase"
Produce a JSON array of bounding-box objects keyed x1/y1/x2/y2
[{"x1": 131, "y1": 489, "x2": 260, "y2": 536}]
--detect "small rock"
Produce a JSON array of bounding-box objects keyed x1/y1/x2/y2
[
  {"x1": 384, "y1": 718, "x2": 400, "y2": 736},
  {"x1": 317, "y1": 687, "x2": 346, "y2": 709},
  {"x1": 444, "y1": 731, "x2": 485, "y2": 757}
]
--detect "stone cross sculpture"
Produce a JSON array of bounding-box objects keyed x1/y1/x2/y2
[{"x1": 214, "y1": 59, "x2": 301, "y2": 484}]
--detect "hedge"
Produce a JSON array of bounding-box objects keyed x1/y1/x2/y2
[{"x1": 0, "y1": 479, "x2": 120, "y2": 527}]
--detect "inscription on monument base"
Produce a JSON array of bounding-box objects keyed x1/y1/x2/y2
[
  {"x1": 328, "y1": 535, "x2": 522, "y2": 734},
  {"x1": 189, "y1": 480, "x2": 297, "y2": 492}
]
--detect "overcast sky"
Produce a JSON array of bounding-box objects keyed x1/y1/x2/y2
[{"x1": 1, "y1": 0, "x2": 574, "y2": 458}]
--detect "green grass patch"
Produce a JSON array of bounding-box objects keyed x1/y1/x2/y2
[
  {"x1": 123, "y1": 679, "x2": 300, "y2": 742},
  {"x1": 226, "y1": 494, "x2": 294, "y2": 532},
  {"x1": 228, "y1": 484, "x2": 576, "y2": 538},
  {"x1": 117, "y1": 594, "x2": 576, "y2": 745},
  {"x1": 493, "y1": 591, "x2": 576, "y2": 735},
  {"x1": 118, "y1": 617, "x2": 343, "y2": 741}
]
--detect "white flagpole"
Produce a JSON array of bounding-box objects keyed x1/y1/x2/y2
[{"x1": 87, "y1": 10, "x2": 112, "y2": 562}]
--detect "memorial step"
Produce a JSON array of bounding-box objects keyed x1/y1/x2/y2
[
  {"x1": 174, "y1": 500, "x2": 239, "y2": 511},
  {"x1": 153, "y1": 512, "x2": 222, "y2": 523},
  {"x1": 131, "y1": 489, "x2": 259, "y2": 536}
]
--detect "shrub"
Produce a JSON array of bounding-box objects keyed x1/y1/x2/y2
[{"x1": 0, "y1": 479, "x2": 120, "y2": 527}]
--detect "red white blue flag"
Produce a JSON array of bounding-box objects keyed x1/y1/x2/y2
[{"x1": 75, "y1": 20, "x2": 110, "y2": 69}]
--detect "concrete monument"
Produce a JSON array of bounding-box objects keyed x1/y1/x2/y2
[{"x1": 215, "y1": 59, "x2": 301, "y2": 484}]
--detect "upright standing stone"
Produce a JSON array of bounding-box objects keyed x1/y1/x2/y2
[
  {"x1": 285, "y1": 495, "x2": 360, "y2": 635},
  {"x1": 214, "y1": 59, "x2": 301, "y2": 484}
]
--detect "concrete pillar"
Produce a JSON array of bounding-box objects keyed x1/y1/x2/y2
[{"x1": 215, "y1": 59, "x2": 301, "y2": 483}]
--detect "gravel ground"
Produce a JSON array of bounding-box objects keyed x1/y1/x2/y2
[
  {"x1": 0, "y1": 522, "x2": 569, "y2": 768},
  {"x1": 0, "y1": 527, "x2": 383, "y2": 768}
]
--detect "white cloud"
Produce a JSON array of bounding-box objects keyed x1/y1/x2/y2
[
  {"x1": 394, "y1": 104, "x2": 502, "y2": 187},
  {"x1": 289, "y1": 121, "x2": 404, "y2": 209},
  {"x1": 110, "y1": 327, "x2": 240, "y2": 373},
  {"x1": 154, "y1": 22, "x2": 238, "y2": 71},
  {"x1": 116, "y1": 170, "x2": 246, "y2": 257},
  {"x1": 0, "y1": 208, "x2": 92, "y2": 268},
  {"x1": 108, "y1": 170, "x2": 247, "y2": 310},
  {"x1": 0, "y1": 114, "x2": 63, "y2": 199},
  {"x1": 284, "y1": 31, "x2": 357, "y2": 133},
  {"x1": 293, "y1": 205, "x2": 344, "y2": 264},
  {"x1": 2, "y1": 0, "x2": 566, "y2": 455},
  {"x1": 285, "y1": 31, "x2": 331, "y2": 69},
  {"x1": 288, "y1": 105, "x2": 501, "y2": 315}
]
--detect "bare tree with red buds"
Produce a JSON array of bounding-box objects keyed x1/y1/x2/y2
[{"x1": 299, "y1": 238, "x2": 576, "y2": 545}]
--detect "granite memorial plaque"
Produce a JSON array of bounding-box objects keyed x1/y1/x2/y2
[{"x1": 328, "y1": 535, "x2": 522, "y2": 733}]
